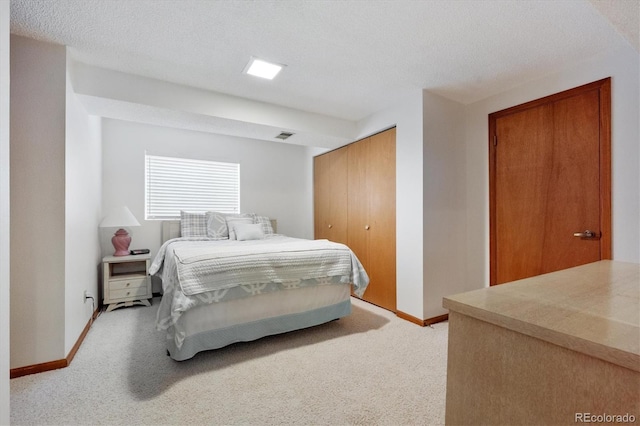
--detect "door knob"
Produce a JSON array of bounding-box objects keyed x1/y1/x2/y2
[
  {"x1": 365, "y1": 225, "x2": 370, "y2": 230},
  {"x1": 573, "y1": 230, "x2": 598, "y2": 239},
  {"x1": 328, "y1": 224, "x2": 332, "y2": 228}
]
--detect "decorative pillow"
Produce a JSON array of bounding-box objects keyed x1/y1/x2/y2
[
  {"x1": 234, "y1": 223, "x2": 265, "y2": 241},
  {"x1": 180, "y1": 211, "x2": 207, "y2": 237},
  {"x1": 253, "y1": 215, "x2": 274, "y2": 235},
  {"x1": 226, "y1": 216, "x2": 254, "y2": 240},
  {"x1": 206, "y1": 211, "x2": 230, "y2": 238}
]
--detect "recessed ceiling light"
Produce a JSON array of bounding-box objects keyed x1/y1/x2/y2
[{"x1": 244, "y1": 57, "x2": 285, "y2": 80}]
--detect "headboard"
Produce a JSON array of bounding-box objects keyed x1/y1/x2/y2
[{"x1": 161, "y1": 219, "x2": 278, "y2": 244}]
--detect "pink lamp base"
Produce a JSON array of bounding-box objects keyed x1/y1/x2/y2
[{"x1": 112, "y1": 229, "x2": 132, "y2": 256}]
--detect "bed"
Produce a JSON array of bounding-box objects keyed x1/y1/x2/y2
[{"x1": 151, "y1": 212, "x2": 369, "y2": 360}]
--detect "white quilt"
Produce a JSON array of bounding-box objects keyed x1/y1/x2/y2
[
  {"x1": 173, "y1": 237, "x2": 360, "y2": 296},
  {"x1": 152, "y1": 235, "x2": 369, "y2": 333}
]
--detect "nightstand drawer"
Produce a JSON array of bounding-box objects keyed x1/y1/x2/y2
[
  {"x1": 109, "y1": 284, "x2": 149, "y2": 301},
  {"x1": 109, "y1": 276, "x2": 147, "y2": 291}
]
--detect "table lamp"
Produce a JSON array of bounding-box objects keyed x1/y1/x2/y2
[{"x1": 99, "y1": 206, "x2": 141, "y2": 256}]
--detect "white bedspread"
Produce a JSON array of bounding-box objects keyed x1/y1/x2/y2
[
  {"x1": 174, "y1": 237, "x2": 359, "y2": 296},
  {"x1": 152, "y1": 235, "x2": 369, "y2": 333}
]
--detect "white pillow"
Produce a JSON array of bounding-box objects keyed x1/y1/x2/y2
[
  {"x1": 226, "y1": 216, "x2": 254, "y2": 240},
  {"x1": 206, "y1": 212, "x2": 253, "y2": 239},
  {"x1": 234, "y1": 223, "x2": 265, "y2": 241},
  {"x1": 253, "y1": 215, "x2": 274, "y2": 234}
]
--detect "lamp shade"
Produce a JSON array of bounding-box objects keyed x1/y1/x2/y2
[{"x1": 99, "y1": 206, "x2": 141, "y2": 228}]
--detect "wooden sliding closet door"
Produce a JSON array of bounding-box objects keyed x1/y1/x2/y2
[
  {"x1": 314, "y1": 147, "x2": 348, "y2": 244},
  {"x1": 314, "y1": 127, "x2": 396, "y2": 312},
  {"x1": 347, "y1": 138, "x2": 370, "y2": 273},
  {"x1": 348, "y1": 128, "x2": 396, "y2": 311}
]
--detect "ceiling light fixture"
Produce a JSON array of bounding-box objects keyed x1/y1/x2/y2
[{"x1": 244, "y1": 57, "x2": 285, "y2": 80}]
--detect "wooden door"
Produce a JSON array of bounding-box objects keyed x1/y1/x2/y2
[
  {"x1": 489, "y1": 79, "x2": 611, "y2": 285},
  {"x1": 348, "y1": 128, "x2": 396, "y2": 311},
  {"x1": 367, "y1": 128, "x2": 396, "y2": 310},
  {"x1": 314, "y1": 147, "x2": 348, "y2": 244},
  {"x1": 347, "y1": 137, "x2": 371, "y2": 275}
]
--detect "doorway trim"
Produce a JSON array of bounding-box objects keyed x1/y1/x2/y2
[{"x1": 488, "y1": 78, "x2": 611, "y2": 286}]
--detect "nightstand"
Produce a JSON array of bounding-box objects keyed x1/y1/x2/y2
[{"x1": 102, "y1": 254, "x2": 152, "y2": 312}]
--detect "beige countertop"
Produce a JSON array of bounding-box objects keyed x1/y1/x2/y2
[{"x1": 443, "y1": 260, "x2": 640, "y2": 372}]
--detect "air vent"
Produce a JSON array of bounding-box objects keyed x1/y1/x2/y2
[{"x1": 275, "y1": 132, "x2": 294, "y2": 140}]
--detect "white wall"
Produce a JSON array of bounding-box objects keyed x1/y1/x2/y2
[
  {"x1": 464, "y1": 43, "x2": 640, "y2": 290},
  {"x1": 356, "y1": 90, "x2": 425, "y2": 319},
  {"x1": 0, "y1": 0, "x2": 11, "y2": 421},
  {"x1": 10, "y1": 35, "x2": 67, "y2": 368},
  {"x1": 422, "y1": 91, "x2": 466, "y2": 319},
  {"x1": 101, "y1": 119, "x2": 317, "y2": 266},
  {"x1": 64, "y1": 59, "x2": 102, "y2": 355}
]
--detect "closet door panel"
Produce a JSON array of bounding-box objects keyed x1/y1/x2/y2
[
  {"x1": 314, "y1": 147, "x2": 348, "y2": 244},
  {"x1": 367, "y1": 128, "x2": 397, "y2": 311},
  {"x1": 347, "y1": 139, "x2": 370, "y2": 270}
]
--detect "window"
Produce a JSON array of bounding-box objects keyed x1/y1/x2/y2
[{"x1": 145, "y1": 154, "x2": 240, "y2": 220}]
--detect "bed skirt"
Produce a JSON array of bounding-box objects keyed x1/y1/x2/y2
[
  {"x1": 162, "y1": 282, "x2": 354, "y2": 360},
  {"x1": 166, "y1": 298, "x2": 351, "y2": 360}
]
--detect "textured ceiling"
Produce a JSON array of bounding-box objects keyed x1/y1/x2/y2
[{"x1": 9, "y1": 0, "x2": 639, "y2": 130}]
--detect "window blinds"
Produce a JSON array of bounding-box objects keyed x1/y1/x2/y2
[{"x1": 145, "y1": 154, "x2": 240, "y2": 220}]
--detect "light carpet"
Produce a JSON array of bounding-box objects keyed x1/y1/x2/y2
[{"x1": 10, "y1": 297, "x2": 449, "y2": 425}]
